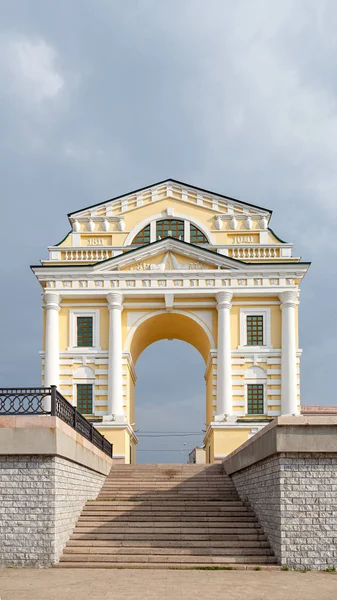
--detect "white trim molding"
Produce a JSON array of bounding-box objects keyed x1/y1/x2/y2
[
  {"x1": 239, "y1": 307, "x2": 272, "y2": 350},
  {"x1": 123, "y1": 211, "x2": 215, "y2": 246},
  {"x1": 68, "y1": 309, "x2": 101, "y2": 351},
  {"x1": 244, "y1": 366, "x2": 268, "y2": 416}
]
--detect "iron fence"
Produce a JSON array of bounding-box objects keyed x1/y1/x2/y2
[{"x1": 0, "y1": 386, "x2": 113, "y2": 458}]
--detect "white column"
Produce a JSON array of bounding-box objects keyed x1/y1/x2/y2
[
  {"x1": 216, "y1": 291, "x2": 233, "y2": 418},
  {"x1": 107, "y1": 292, "x2": 124, "y2": 419},
  {"x1": 43, "y1": 293, "x2": 60, "y2": 411},
  {"x1": 280, "y1": 291, "x2": 299, "y2": 415}
]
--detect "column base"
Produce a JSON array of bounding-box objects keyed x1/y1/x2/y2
[
  {"x1": 94, "y1": 422, "x2": 138, "y2": 464},
  {"x1": 214, "y1": 414, "x2": 238, "y2": 424},
  {"x1": 102, "y1": 414, "x2": 127, "y2": 424}
]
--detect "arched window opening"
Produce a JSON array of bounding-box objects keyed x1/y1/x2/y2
[
  {"x1": 190, "y1": 224, "x2": 208, "y2": 244},
  {"x1": 156, "y1": 219, "x2": 184, "y2": 240},
  {"x1": 133, "y1": 224, "x2": 150, "y2": 245},
  {"x1": 130, "y1": 220, "x2": 210, "y2": 246}
]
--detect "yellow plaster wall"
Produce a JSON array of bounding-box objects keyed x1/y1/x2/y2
[
  {"x1": 56, "y1": 304, "x2": 109, "y2": 351},
  {"x1": 58, "y1": 308, "x2": 69, "y2": 351},
  {"x1": 205, "y1": 368, "x2": 214, "y2": 426},
  {"x1": 205, "y1": 433, "x2": 214, "y2": 464},
  {"x1": 213, "y1": 428, "x2": 252, "y2": 457},
  {"x1": 70, "y1": 198, "x2": 285, "y2": 249},
  {"x1": 97, "y1": 427, "x2": 131, "y2": 463},
  {"x1": 271, "y1": 305, "x2": 282, "y2": 348}
]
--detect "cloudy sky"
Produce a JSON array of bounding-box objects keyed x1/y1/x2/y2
[{"x1": 1, "y1": 1, "x2": 336, "y2": 463}]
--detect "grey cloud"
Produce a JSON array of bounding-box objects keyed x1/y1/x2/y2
[{"x1": 1, "y1": 0, "x2": 336, "y2": 462}]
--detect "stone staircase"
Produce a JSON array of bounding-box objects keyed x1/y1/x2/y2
[{"x1": 59, "y1": 464, "x2": 276, "y2": 568}]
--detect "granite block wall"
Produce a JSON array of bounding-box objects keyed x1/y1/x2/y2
[
  {"x1": 0, "y1": 455, "x2": 106, "y2": 566},
  {"x1": 230, "y1": 452, "x2": 337, "y2": 570}
]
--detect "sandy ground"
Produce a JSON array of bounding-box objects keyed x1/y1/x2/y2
[{"x1": 0, "y1": 568, "x2": 337, "y2": 600}]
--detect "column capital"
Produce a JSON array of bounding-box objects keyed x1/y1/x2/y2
[
  {"x1": 279, "y1": 290, "x2": 298, "y2": 310},
  {"x1": 107, "y1": 292, "x2": 123, "y2": 312},
  {"x1": 216, "y1": 291, "x2": 233, "y2": 310},
  {"x1": 43, "y1": 292, "x2": 61, "y2": 312}
]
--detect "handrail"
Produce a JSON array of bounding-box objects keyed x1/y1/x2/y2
[{"x1": 0, "y1": 386, "x2": 113, "y2": 458}]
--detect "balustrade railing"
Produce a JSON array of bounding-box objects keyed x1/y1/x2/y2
[
  {"x1": 0, "y1": 386, "x2": 113, "y2": 458},
  {"x1": 62, "y1": 249, "x2": 114, "y2": 261},
  {"x1": 228, "y1": 246, "x2": 281, "y2": 259}
]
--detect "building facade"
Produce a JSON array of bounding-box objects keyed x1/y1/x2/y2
[{"x1": 32, "y1": 179, "x2": 310, "y2": 463}]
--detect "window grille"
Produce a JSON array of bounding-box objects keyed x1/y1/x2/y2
[
  {"x1": 190, "y1": 224, "x2": 208, "y2": 243},
  {"x1": 77, "y1": 316, "x2": 93, "y2": 347},
  {"x1": 156, "y1": 219, "x2": 184, "y2": 240},
  {"x1": 247, "y1": 384, "x2": 264, "y2": 415},
  {"x1": 77, "y1": 384, "x2": 93, "y2": 414},
  {"x1": 246, "y1": 315, "x2": 264, "y2": 346},
  {"x1": 133, "y1": 224, "x2": 150, "y2": 245}
]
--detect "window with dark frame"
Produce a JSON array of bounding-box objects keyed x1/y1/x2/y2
[
  {"x1": 247, "y1": 384, "x2": 264, "y2": 415},
  {"x1": 77, "y1": 384, "x2": 93, "y2": 414},
  {"x1": 246, "y1": 315, "x2": 264, "y2": 346},
  {"x1": 156, "y1": 219, "x2": 184, "y2": 240},
  {"x1": 131, "y1": 220, "x2": 209, "y2": 245},
  {"x1": 133, "y1": 224, "x2": 151, "y2": 245},
  {"x1": 77, "y1": 316, "x2": 93, "y2": 347},
  {"x1": 190, "y1": 224, "x2": 208, "y2": 244}
]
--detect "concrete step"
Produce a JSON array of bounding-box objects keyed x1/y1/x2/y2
[
  {"x1": 58, "y1": 561, "x2": 278, "y2": 570},
  {"x1": 66, "y1": 539, "x2": 270, "y2": 548},
  {"x1": 71, "y1": 532, "x2": 264, "y2": 541},
  {"x1": 80, "y1": 508, "x2": 255, "y2": 521},
  {"x1": 84, "y1": 505, "x2": 248, "y2": 512},
  {"x1": 58, "y1": 463, "x2": 276, "y2": 569},
  {"x1": 72, "y1": 524, "x2": 261, "y2": 534},
  {"x1": 101, "y1": 483, "x2": 232, "y2": 488},
  {"x1": 59, "y1": 554, "x2": 277, "y2": 565},
  {"x1": 70, "y1": 529, "x2": 267, "y2": 546},
  {"x1": 77, "y1": 516, "x2": 257, "y2": 523},
  {"x1": 63, "y1": 546, "x2": 273, "y2": 556},
  {"x1": 76, "y1": 517, "x2": 258, "y2": 527},
  {"x1": 88, "y1": 501, "x2": 246, "y2": 507}
]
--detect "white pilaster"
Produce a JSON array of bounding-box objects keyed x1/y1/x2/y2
[
  {"x1": 216, "y1": 291, "x2": 233, "y2": 418},
  {"x1": 43, "y1": 293, "x2": 60, "y2": 411},
  {"x1": 280, "y1": 291, "x2": 299, "y2": 415},
  {"x1": 107, "y1": 292, "x2": 124, "y2": 420}
]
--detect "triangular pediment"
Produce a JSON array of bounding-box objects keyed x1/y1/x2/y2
[{"x1": 92, "y1": 238, "x2": 245, "y2": 272}]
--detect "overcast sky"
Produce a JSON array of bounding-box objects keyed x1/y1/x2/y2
[{"x1": 1, "y1": 1, "x2": 336, "y2": 463}]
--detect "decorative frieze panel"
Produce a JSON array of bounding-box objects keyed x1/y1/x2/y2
[{"x1": 43, "y1": 275, "x2": 301, "y2": 292}]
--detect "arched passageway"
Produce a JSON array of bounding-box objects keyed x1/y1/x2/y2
[
  {"x1": 126, "y1": 311, "x2": 213, "y2": 464},
  {"x1": 135, "y1": 339, "x2": 205, "y2": 464}
]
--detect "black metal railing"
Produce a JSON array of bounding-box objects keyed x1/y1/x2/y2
[{"x1": 0, "y1": 386, "x2": 113, "y2": 458}]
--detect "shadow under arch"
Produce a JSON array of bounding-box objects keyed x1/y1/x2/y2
[{"x1": 128, "y1": 311, "x2": 213, "y2": 365}]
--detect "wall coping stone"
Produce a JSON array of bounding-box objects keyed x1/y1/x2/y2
[
  {"x1": 0, "y1": 416, "x2": 113, "y2": 476},
  {"x1": 223, "y1": 416, "x2": 337, "y2": 474}
]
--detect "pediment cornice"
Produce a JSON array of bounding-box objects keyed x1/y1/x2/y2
[
  {"x1": 31, "y1": 236, "x2": 310, "y2": 282},
  {"x1": 93, "y1": 238, "x2": 243, "y2": 272}
]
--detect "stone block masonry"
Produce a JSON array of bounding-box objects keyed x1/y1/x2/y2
[
  {"x1": 0, "y1": 416, "x2": 112, "y2": 567},
  {"x1": 0, "y1": 455, "x2": 106, "y2": 567},
  {"x1": 230, "y1": 453, "x2": 337, "y2": 570},
  {"x1": 223, "y1": 417, "x2": 337, "y2": 570}
]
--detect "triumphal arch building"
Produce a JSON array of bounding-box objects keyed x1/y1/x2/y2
[{"x1": 32, "y1": 179, "x2": 310, "y2": 463}]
